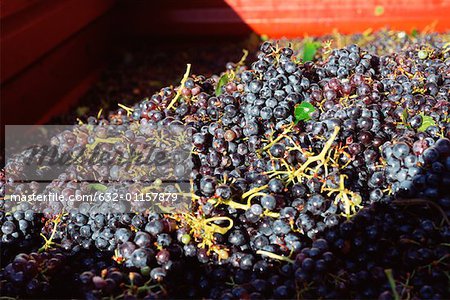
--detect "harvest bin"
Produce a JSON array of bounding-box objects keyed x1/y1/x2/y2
[{"x1": 1, "y1": 0, "x2": 449, "y2": 125}]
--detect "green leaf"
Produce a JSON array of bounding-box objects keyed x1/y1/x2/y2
[
  {"x1": 294, "y1": 102, "x2": 316, "y2": 124},
  {"x1": 401, "y1": 109, "x2": 408, "y2": 124},
  {"x1": 417, "y1": 114, "x2": 437, "y2": 132},
  {"x1": 215, "y1": 73, "x2": 229, "y2": 96},
  {"x1": 88, "y1": 183, "x2": 108, "y2": 192},
  {"x1": 374, "y1": 5, "x2": 384, "y2": 16},
  {"x1": 303, "y1": 42, "x2": 320, "y2": 62},
  {"x1": 411, "y1": 28, "x2": 419, "y2": 38},
  {"x1": 401, "y1": 109, "x2": 412, "y2": 129}
]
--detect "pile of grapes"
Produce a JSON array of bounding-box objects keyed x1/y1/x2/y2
[
  {"x1": 49, "y1": 37, "x2": 259, "y2": 124},
  {"x1": 1, "y1": 30, "x2": 450, "y2": 299}
]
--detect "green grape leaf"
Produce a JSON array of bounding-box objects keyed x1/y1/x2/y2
[
  {"x1": 215, "y1": 73, "x2": 229, "y2": 96},
  {"x1": 401, "y1": 109, "x2": 412, "y2": 129},
  {"x1": 294, "y1": 102, "x2": 316, "y2": 124},
  {"x1": 88, "y1": 183, "x2": 108, "y2": 192},
  {"x1": 303, "y1": 42, "x2": 320, "y2": 62},
  {"x1": 401, "y1": 109, "x2": 408, "y2": 124},
  {"x1": 417, "y1": 114, "x2": 437, "y2": 132}
]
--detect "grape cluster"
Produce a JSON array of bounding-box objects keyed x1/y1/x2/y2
[
  {"x1": 1, "y1": 29, "x2": 449, "y2": 299},
  {"x1": 1, "y1": 250, "x2": 67, "y2": 297},
  {"x1": 381, "y1": 137, "x2": 450, "y2": 200},
  {"x1": 1, "y1": 203, "x2": 40, "y2": 244},
  {"x1": 181, "y1": 202, "x2": 449, "y2": 299}
]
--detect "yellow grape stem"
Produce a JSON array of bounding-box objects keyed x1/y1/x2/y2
[
  {"x1": 256, "y1": 250, "x2": 294, "y2": 264},
  {"x1": 167, "y1": 64, "x2": 192, "y2": 110},
  {"x1": 291, "y1": 126, "x2": 340, "y2": 182}
]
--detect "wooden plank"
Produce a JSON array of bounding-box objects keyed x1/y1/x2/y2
[
  {"x1": 0, "y1": 0, "x2": 41, "y2": 19},
  {"x1": 36, "y1": 67, "x2": 103, "y2": 125},
  {"x1": 1, "y1": 0, "x2": 116, "y2": 83},
  {"x1": 1, "y1": 13, "x2": 113, "y2": 125}
]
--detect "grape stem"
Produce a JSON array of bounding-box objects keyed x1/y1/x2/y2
[
  {"x1": 179, "y1": 213, "x2": 234, "y2": 252},
  {"x1": 167, "y1": 64, "x2": 192, "y2": 110},
  {"x1": 208, "y1": 194, "x2": 280, "y2": 219},
  {"x1": 256, "y1": 250, "x2": 294, "y2": 263},
  {"x1": 322, "y1": 174, "x2": 362, "y2": 218},
  {"x1": 384, "y1": 269, "x2": 401, "y2": 300},
  {"x1": 242, "y1": 184, "x2": 268, "y2": 200},
  {"x1": 38, "y1": 213, "x2": 65, "y2": 253},
  {"x1": 118, "y1": 103, "x2": 134, "y2": 116},
  {"x1": 266, "y1": 126, "x2": 340, "y2": 183},
  {"x1": 261, "y1": 123, "x2": 295, "y2": 152},
  {"x1": 112, "y1": 248, "x2": 125, "y2": 264},
  {"x1": 291, "y1": 126, "x2": 340, "y2": 180}
]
